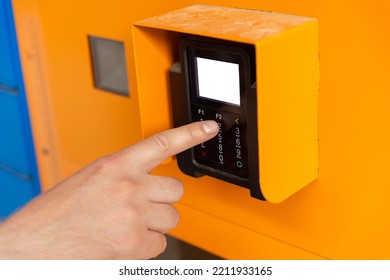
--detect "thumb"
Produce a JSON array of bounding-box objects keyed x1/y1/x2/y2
[{"x1": 122, "y1": 121, "x2": 219, "y2": 172}]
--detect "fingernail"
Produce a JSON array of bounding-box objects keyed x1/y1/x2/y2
[{"x1": 202, "y1": 121, "x2": 219, "y2": 135}]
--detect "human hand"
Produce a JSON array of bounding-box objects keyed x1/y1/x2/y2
[{"x1": 0, "y1": 121, "x2": 218, "y2": 259}]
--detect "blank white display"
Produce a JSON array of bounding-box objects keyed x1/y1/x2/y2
[{"x1": 196, "y1": 57, "x2": 240, "y2": 105}]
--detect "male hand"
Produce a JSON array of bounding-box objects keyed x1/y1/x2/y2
[{"x1": 0, "y1": 121, "x2": 218, "y2": 259}]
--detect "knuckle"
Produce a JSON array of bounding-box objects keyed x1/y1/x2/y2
[
  {"x1": 186, "y1": 123, "x2": 206, "y2": 141},
  {"x1": 183, "y1": 124, "x2": 203, "y2": 144},
  {"x1": 160, "y1": 205, "x2": 180, "y2": 231},
  {"x1": 169, "y1": 207, "x2": 180, "y2": 229},
  {"x1": 158, "y1": 234, "x2": 168, "y2": 253},
  {"x1": 185, "y1": 125, "x2": 197, "y2": 140},
  {"x1": 151, "y1": 133, "x2": 170, "y2": 153},
  {"x1": 90, "y1": 155, "x2": 118, "y2": 174},
  {"x1": 150, "y1": 235, "x2": 167, "y2": 259},
  {"x1": 142, "y1": 234, "x2": 167, "y2": 260},
  {"x1": 153, "y1": 205, "x2": 180, "y2": 233},
  {"x1": 166, "y1": 177, "x2": 184, "y2": 200}
]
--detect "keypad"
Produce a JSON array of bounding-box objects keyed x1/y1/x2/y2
[{"x1": 192, "y1": 105, "x2": 249, "y2": 178}]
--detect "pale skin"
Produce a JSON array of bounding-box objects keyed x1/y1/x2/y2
[{"x1": 0, "y1": 121, "x2": 219, "y2": 260}]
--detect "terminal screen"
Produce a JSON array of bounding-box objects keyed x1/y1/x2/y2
[{"x1": 196, "y1": 57, "x2": 241, "y2": 106}]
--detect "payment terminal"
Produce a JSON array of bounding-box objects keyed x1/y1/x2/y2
[{"x1": 170, "y1": 36, "x2": 264, "y2": 200}]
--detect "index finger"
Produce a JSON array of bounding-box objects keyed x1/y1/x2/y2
[{"x1": 125, "y1": 121, "x2": 219, "y2": 172}]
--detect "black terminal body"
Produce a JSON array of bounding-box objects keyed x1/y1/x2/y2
[{"x1": 169, "y1": 36, "x2": 264, "y2": 200}]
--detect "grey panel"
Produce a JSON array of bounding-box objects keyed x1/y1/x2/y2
[{"x1": 89, "y1": 36, "x2": 129, "y2": 96}]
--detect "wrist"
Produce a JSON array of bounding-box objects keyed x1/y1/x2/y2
[{"x1": 0, "y1": 220, "x2": 23, "y2": 259}]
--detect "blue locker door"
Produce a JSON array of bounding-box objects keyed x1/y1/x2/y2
[
  {"x1": 0, "y1": 169, "x2": 35, "y2": 219},
  {"x1": 0, "y1": 0, "x2": 17, "y2": 88},
  {"x1": 0, "y1": 0, "x2": 41, "y2": 220}
]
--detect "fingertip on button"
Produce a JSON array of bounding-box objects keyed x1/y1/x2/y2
[{"x1": 202, "y1": 121, "x2": 219, "y2": 135}]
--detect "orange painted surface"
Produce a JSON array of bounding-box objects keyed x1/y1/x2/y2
[{"x1": 12, "y1": 0, "x2": 390, "y2": 259}]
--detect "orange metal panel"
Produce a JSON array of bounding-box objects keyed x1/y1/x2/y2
[{"x1": 12, "y1": 0, "x2": 390, "y2": 259}]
